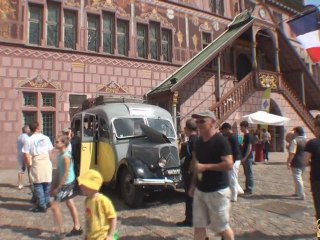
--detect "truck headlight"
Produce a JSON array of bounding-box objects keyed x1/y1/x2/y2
[{"x1": 158, "y1": 158, "x2": 167, "y2": 168}]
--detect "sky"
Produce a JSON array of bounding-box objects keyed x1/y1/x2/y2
[{"x1": 304, "y1": 0, "x2": 320, "y2": 10}]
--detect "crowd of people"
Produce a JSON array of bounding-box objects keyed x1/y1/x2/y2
[
  {"x1": 14, "y1": 111, "x2": 320, "y2": 240},
  {"x1": 16, "y1": 122, "x2": 117, "y2": 240},
  {"x1": 175, "y1": 110, "x2": 320, "y2": 240}
]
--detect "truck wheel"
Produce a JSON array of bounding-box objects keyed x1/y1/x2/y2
[{"x1": 120, "y1": 168, "x2": 144, "y2": 208}]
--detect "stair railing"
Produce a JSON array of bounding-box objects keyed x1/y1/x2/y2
[
  {"x1": 279, "y1": 77, "x2": 315, "y2": 133},
  {"x1": 210, "y1": 72, "x2": 255, "y2": 125}
]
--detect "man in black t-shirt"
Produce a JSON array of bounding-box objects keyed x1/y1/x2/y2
[
  {"x1": 220, "y1": 122, "x2": 243, "y2": 202},
  {"x1": 240, "y1": 121, "x2": 254, "y2": 194},
  {"x1": 304, "y1": 118, "x2": 320, "y2": 222},
  {"x1": 176, "y1": 119, "x2": 198, "y2": 227},
  {"x1": 189, "y1": 110, "x2": 234, "y2": 240}
]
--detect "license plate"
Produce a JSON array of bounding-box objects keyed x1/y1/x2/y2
[{"x1": 166, "y1": 169, "x2": 180, "y2": 175}]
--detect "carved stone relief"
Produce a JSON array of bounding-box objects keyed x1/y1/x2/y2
[
  {"x1": 65, "y1": 0, "x2": 81, "y2": 7},
  {"x1": 176, "y1": 30, "x2": 184, "y2": 48},
  {"x1": 259, "y1": 73, "x2": 277, "y2": 89},
  {"x1": 97, "y1": 81, "x2": 128, "y2": 94},
  {"x1": 85, "y1": 0, "x2": 129, "y2": 17},
  {"x1": 192, "y1": 34, "x2": 198, "y2": 50},
  {"x1": 199, "y1": 21, "x2": 212, "y2": 32},
  {"x1": 191, "y1": 15, "x2": 199, "y2": 26},
  {"x1": 0, "y1": 0, "x2": 17, "y2": 20},
  {"x1": 16, "y1": 73, "x2": 61, "y2": 90},
  {"x1": 137, "y1": 9, "x2": 175, "y2": 30}
]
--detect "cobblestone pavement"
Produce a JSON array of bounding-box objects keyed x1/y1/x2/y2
[{"x1": 0, "y1": 153, "x2": 318, "y2": 240}]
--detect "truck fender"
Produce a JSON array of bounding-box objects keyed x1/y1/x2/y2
[{"x1": 117, "y1": 158, "x2": 153, "y2": 181}]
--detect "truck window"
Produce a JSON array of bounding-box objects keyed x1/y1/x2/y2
[
  {"x1": 147, "y1": 118, "x2": 176, "y2": 139},
  {"x1": 84, "y1": 115, "x2": 95, "y2": 137},
  {"x1": 113, "y1": 118, "x2": 144, "y2": 138},
  {"x1": 99, "y1": 118, "x2": 109, "y2": 138},
  {"x1": 72, "y1": 118, "x2": 81, "y2": 132}
]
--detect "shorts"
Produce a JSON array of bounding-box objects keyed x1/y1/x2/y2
[
  {"x1": 54, "y1": 182, "x2": 75, "y2": 202},
  {"x1": 18, "y1": 158, "x2": 26, "y2": 173},
  {"x1": 193, "y1": 187, "x2": 231, "y2": 233}
]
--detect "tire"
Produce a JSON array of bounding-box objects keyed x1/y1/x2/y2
[{"x1": 120, "y1": 168, "x2": 144, "y2": 208}]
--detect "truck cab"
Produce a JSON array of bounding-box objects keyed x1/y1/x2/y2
[{"x1": 71, "y1": 97, "x2": 181, "y2": 207}]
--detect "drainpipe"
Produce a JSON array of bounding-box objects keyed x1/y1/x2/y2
[
  {"x1": 251, "y1": 30, "x2": 258, "y2": 87},
  {"x1": 301, "y1": 72, "x2": 305, "y2": 105},
  {"x1": 130, "y1": 0, "x2": 136, "y2": 57},
  {"x1": 275, "y1": 48, "x2": 280, "y2": 73},
  {"x1": 172, "y1": 91, "x2": 179, "y2": 131},
  {"x1": 216, "y1": 53, "x2": 221, "y2": 101},
  {"x1": 251, "y1": 42, "x2": 257, "y2": 70}
]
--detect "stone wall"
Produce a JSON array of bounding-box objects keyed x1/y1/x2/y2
[{"x1": 0, "y1": 45, "x2": 177, "y2": 168}]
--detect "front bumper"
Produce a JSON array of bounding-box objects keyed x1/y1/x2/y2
[{"x1": 134, "y1": 177, "x2": 180, "y2": 189}]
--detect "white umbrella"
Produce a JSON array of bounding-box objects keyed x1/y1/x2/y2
[
  {"x1": 309, "y1": 110, "x2": 320, "y2": 118},
  {"x1": 242, "y1": 111, "x2": 290, "y2": 126}
]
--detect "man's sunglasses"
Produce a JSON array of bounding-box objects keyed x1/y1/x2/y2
[{"x1": 195, "y1": 119, "x2": 206, "y2": 124}]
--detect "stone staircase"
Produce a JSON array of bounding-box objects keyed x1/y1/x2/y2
[
  {"x1": 279, "y1": 76, "x2": 316, "y2": 133},
  {"x1": 210, "y1": 72, "x2": 255, "y2": 125},
  {"x1": 210, "y1": 71, "x2": 316, "y2": 133}
]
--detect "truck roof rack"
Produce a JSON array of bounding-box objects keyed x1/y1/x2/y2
[{"x1": 82, "y1": 95, "x2": 144, "y2": 110}]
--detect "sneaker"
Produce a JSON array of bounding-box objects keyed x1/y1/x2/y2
[
  {"x1": 65, "y1": 227, "x2": 83, "y2": 237},
  {"x1": 18, "y1": 184, "x2": 23, "y2": 190},
  {"x1": 237, "y1": 187, "x2": 244, "y2": 195},
  {"x1": 244, "y1": 189, "x2": 253, "y2": 195},
  {"x1": 176, "y1": 220, "x2": 193, "y2": 227}
]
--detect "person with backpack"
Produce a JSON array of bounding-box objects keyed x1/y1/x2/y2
[{"x1": 176, "y1": 119, "x2": 198, "y2": 227}]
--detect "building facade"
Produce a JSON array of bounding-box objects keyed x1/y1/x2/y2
[{"x1": 0, "y1": 0, "x2": 319, "y2": 168}]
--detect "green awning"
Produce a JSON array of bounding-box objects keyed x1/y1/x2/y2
[{"x1": 148, "y1": 11, "x2": 254, "y2": 96}]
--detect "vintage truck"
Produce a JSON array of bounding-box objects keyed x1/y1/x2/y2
[{"x1": 71, "y1": 96, "x2": 181, "y2": 207}]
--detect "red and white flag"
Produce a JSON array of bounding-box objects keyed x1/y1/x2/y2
[{"x1": 288, "y1": 10, "x2": 320, "y2": 63}]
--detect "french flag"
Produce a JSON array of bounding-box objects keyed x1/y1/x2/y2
[{"x1": 287, "y1": 10, "x2": 320, "y2": 63}]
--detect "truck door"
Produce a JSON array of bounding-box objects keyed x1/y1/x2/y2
[
  {"x1": 79, "y1": 113, "x2": 96, "y2": 176},
  {"x1": 97, "y1": 117, "x2": 116, "y2": 182}
]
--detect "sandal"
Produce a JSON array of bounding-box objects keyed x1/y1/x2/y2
[{"x1": 65, "y1": 226, "x2": 83, "y2": 237}]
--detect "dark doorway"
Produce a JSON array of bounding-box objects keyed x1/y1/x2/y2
[
  {"x1": 256, "y1": 30, "x2": 276, "y2": 71},
  {"x1": 236, "y1": 54, "x2": 251, "y2": 81},
  {"x1": 269, "y1": 99, "x2": 285, "y2": 152}
]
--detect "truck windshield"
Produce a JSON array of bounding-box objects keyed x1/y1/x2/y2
[
  {"x1": 113, "y1": 118, "x2": 145, "y2": 139},
  {"x1": 113, "y1": 118, "x2": 176, "y2": 139},
  {"x1": 147, "y1": 118, "x2": 176, "y2": 139}
]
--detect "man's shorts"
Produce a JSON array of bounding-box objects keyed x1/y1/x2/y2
[
  {"x1": 18, "y1": 158, "x2": 26, "y2": 173},
  {"x1": 193, "y1": 187, "x2": 231, "y2": 233},
  {"x1": 54, "y1": 181, "x2": 75, "y2": 202}
]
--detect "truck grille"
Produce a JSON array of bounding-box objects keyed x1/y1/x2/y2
[{"x1": 160, "y1": 146, "x2": 179, "y2": 168}]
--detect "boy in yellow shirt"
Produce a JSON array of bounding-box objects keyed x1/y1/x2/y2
[{"x1": 77, "y1": 169, "x2": 118, "y2": 240}]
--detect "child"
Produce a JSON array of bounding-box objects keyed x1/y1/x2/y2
[
  {"x1": 50, "y1": 135, "x2": 82, "y2": 238},
  {"x1": 77, "y1": 169, "x2": 118, "y2": 240}
]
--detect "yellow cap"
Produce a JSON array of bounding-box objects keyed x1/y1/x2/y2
[{"x1": 77, "y1": 169, "x2": 103, "y2": 191}]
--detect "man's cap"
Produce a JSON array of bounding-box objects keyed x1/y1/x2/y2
[
  {"x1": 185, "y1": 119, "x2": 197, "y2": 131},
  {"x1": 62, "y1": 127, "x2": 71, "y2": 133},
  {"x1": 219, "y1": 122, "x2": 232, "y2": 130},
  {"x1": 77, "y1": 169, "x2": 103, "y2": 191},
  {"x1": 191, "y1": 110, "x2": 216, "y2": 120}
]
